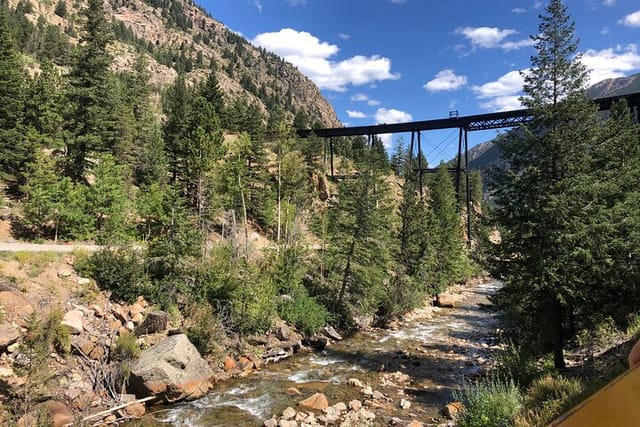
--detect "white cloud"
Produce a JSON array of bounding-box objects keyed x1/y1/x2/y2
[
  {"x1": 472, "y1": 70, "x2": 525, "y2": 99},
  {"x1": 512, "y1": 8, "x2": 526, "y2": 14},
  {"x1": 252, "y1": 28, "x2": 338, "y2": 59},
  {"x1": 338, "y1": 32, "x2": 350, "y2": 40},
  {"x1": 249, "y1": 0, "x2": 262, "y2": 12},
  {"x1": 581, "y1": 44, "x2": 640, "y2": 84},
  {"x1": 252, "y1": 29, "x2": 400, "y2": 91},
  {"x1": 367, "y1": 99, "x2": 381, "y2": 106},
  {"x1": 375, "y1": 108, "x2": 413, "y2": 124},
  {"x1": 374, "y1": 108, "x2": 413, "y2": 150},
  {"x1": 390, "y1": 0, "x2": 407, "y2": 3},
  {"x1": 455, "y1": 26, "x2": 517, "y2": 49},
  {"x1": 619, "y1": 10, "x2": 640, "y2": 27},
  {"x1": 424, "y1": 69, "x2": 468, "y2": 92},
  {"x1": 601, "y1": 27, "x2": 610, "y2": 35},
  {"x1": 351, "y1": 93, "x2": 369, "y2": 101},
  {"x1": 501, "y1": 38, "x2": 535, "y2": 51},
  {"x1": 286, "y1": 0, "x2": 307, "y2": 5},
  {"x1": 472, "y1": 70, "x2": 525, "y2": 111},
  {"x1": 603, "y1": 0, "x2": 615, "y2": 6},
  {"x1": 347, "y1": 110, "x2": 367, "y2": 119},
  {"x1": 533, "y1": 1, "x2": 544, "y2": 9}
]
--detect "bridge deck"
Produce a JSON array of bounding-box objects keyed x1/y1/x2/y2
[{"x1": 297, "y1": 92, "x2": 640, "y2": 138}]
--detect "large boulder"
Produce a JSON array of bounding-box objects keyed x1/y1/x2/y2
[
  {"x1": 17, "y1": 401, "x2": 74, "y2": 427},
  {"x1": 134, "y1": 311, "x2": 169, "y2": 336},
  {"x1": 0, "y1": 323, "x2": 20, "y2": 353},
  {"x1": 435, "y1": 292, "x2": 461, "y2": 308},
  {"x1": 128, "y1": 334, "x2": 212, "y2": 402}
]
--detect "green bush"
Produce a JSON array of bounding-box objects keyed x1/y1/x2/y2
[
  {"x1": 184, "y1": 302, "x2": 226, "y2": 357},
  {"x1": 495, "y1": 341, "x2": 541, "y2": 387},
  {"x1": 626, "y1": 312, "x2": 640, "y2": 338},
  {"x1": 112, "y1": 332, "x2": 140, "y2": 361},
  {"x1": 454, "y1": 376, "x2": 522, "y2": 427},
  {"x1": 278, "y1": 292, "x2": 328, "y2": 336},
  {"x1": 77, "y1": 247, "x2": 150, "y2": 304},
  {"x1": 520, "y1": 375, "x2": 583, "y2": 426}
]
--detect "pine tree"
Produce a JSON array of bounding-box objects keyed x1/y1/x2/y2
[
  {"x1": 65, "y1": 0, "x2": 119, "y2": 181},
  {"x1": 0, "y1": 8, "x2": 33, "y2": 183},
  {"x1": 24, "y1": 60, "x2": 66, "y2": 149},
  {"x1": 488, "y1": 0, "x2": 600, "y2": 368},
  {"x1": 430, "y1": 163, "x2": 467, "y2": 287}
]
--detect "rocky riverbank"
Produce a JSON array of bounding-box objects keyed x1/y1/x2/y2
[{"x1": 0, "y1": 249, "x2": 500, "y2": 427}]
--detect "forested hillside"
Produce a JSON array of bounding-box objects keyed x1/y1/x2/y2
[{"x1": 0, "y1": 0, "x2": 479, "y2": 338}]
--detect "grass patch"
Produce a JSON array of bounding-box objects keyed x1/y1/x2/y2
[
  {"x1": 0, "y1": 251, "x2": 61, "y2": 277},
  {"x1": 453, "y1": 376, "x2": 522, "y2": 427}
]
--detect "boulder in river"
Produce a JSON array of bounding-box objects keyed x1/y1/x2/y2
[
  {"x1": 298, "y1": 392, "x2": 329, "y2": 410},
  {"x1": 128, "y1": 334, "x2": 212, "y2": 402},
  {"x1": 436, "y1": 292, "x2": 461, "y2": 308}
]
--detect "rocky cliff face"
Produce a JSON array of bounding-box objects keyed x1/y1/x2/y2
[{"x1": 18, "y1": 0, "x2": 340, "y2": 127}]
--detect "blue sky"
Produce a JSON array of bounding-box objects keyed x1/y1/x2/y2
[{"x1": 200, "y1": 0, "x2": 640, "y2": 160}]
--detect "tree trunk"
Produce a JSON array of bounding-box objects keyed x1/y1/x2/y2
[
  {"x1": 337, "y1": 239, "x2": 356, "y2": 309},
  {"x1": 552, "y1": 296, "x2": 566, "y2": 369}
]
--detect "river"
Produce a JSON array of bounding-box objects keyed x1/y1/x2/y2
[{"x1": 155, "y1": 280, "x2": 501, "y2": 426}]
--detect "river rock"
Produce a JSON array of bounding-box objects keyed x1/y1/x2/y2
[
  {"x1": 348, "y1": 378, "x2": 364, "y2": 388},
  {"x1": 435, "y1": 292, "x2": 460, "y2": 308},
  {"x1": 298, "y1": 392, "x2": 329, "y2": 410},
  {"x1": 323, "y1": 325, "x2": 343, "y2": 341},
  {"x1": 332, "y1": 402, "x2": 347, "y2": 413},
  {"x1": 304, "y1": 335, "x2": 328, "y2": 350},
  {"x1": 0, "y1": 323, "x2": 20, "y2": 352},
  {"x1": 441, "y1": 401, "x2": 463, "y2": 420},
  {"x1": 275, "y1": 323, "x2": 290, "y2": 341},
  {"x1": 360, "y1": 386, "x2": 373, "y2": 396},
  {"x1": 399, "y1": 398, "x2": 411, "y2": 409},
  {"x1": 372, "y1": 390, "x2": 385, "y2": 400},
  {"x1": 349, "y1": 399, "x2": 362, "y2": 411},
  {"x1": 77, "y1": 277, "x2": 91, "y2": 286},
  {"x1": 407, "y1": 421, "x2": 424, "y2": 427},
  {"x1": 281, "y1": 406, "x2": 296, "y2": 420},
  {"x1": 61, "y1": 309, "x2": 84, "y2": 335},
  {"x1": 285, "y1": 387, "x2": 302, "y2": 396},
  {"x1": 223, "y1": 355, "x2": 236, "y2": 372},
  {"x1": 279, "y1": 420, "x2": 297, "y2": 427},
  {"x1": 17, "y1": 401, "x2": 74, "y2": 427},
  {"x1": 128, "y1": 334, "x2": 212, "y2": 402},
  {"x1": 263, "y1": 417, "x2": 278, "y2": 427},
  {"x1": 135, "y1": 311, "x2": 169, "y2": 336}
]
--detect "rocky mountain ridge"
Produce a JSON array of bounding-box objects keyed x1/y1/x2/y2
[{"x1": 12, "y1": 0, "x2": 340, "y2": 127}]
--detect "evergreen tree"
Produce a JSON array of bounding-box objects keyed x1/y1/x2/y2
[
  {"x1": 65, "y1": 0, "x2": 119, "y2": 181},
  {"x1": 430, "y1": 163, "x2": 467, "y2": 287},
  {"x1": 0, "y1": 8, "x2": 33, "y2": 183},
  {"x1": 324, "y1": 150, "x2": 393, "y2": 325},
  {"x1": 488, "y1": 0, "x2": 599, "y2": 368},
  {"x1": 24, "y1": 60, "x2": 66, "y2": 150}
]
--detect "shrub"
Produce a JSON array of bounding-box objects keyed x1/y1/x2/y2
[
  {"x1": 112, "y1": 332, "x2": 140, "y2": 361},
  {"x1": 184, "y1": 302, "x2": 226, "y2": 357},
  {"x1": 453, "y1": 376, "x2": 522, "y2": 427},
  {"x1": 626, "y1": 312, "x2": 640, "y2": 338},
  {"x1": 495, "y1": 341, "x2": 541, "y2": 387},
  {"x1": 278, "y1": 292, "x2": 328, "y2": 336},
  {"x1": 77, "y1": 247, "x2": 150, "y2": 304},
  {"x1": 520, "y1": 375, "x2": 583, "y2": 426}
]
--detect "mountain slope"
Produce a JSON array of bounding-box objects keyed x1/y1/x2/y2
[{"x1": 13, "y1": 0, "x2": 340, "y2": 127}]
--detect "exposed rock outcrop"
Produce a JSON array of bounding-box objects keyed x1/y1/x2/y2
[{"x1": 128, "y1": 334, "x2": 212, "y2": 402}]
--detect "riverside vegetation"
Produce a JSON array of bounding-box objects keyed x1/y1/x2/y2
[{"x1": 0, "y1": 0, "x2": 639, "y2": 425}]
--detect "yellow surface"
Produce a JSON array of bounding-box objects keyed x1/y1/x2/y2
[{"x1": 550, "y1": 366, "x2": 640, "y2": 426}]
